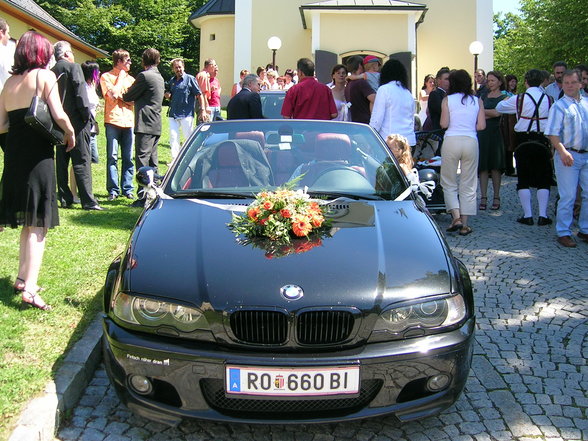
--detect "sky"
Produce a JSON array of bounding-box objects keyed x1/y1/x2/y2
[{"x1": 493, "y1": 0, "x2": 521, "y2": 15}]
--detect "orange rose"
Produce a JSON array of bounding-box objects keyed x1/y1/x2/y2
[
  {"x1": 280, "y1": 208, "x2": 292, "y2": 218},
  {"x1": 263, "y1": 201, "x2": 273, "y2": 210},
  {"x1": 311, "y1": 215, "x2": 323, "y2": 228},
  {"x1": 247, "y1": 207, "x2": 260, "y2": 220},
  {"x1": 292, "y1": 215, "x2": 312, "y2": 237}
]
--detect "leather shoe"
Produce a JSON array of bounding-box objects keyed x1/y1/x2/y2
[
  {"x1": 84, "y1": 205, "x2": 105, "y2": 211},
  {"x1": 516, "y1": 216, "x2": 534, "y2": 225},
  {"x1": 557, "y1": 235, "x2": 577, "y2": 248},
  {"x1": 577, "y1": 232, "x2": 588, "y2": 242},
  {"x1": 537, "y1": 216, "x2": 552, "y2": 226}
]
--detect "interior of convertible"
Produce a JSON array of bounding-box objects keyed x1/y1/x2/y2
[{"x1": 167, "y1": 120, "x2": 407, "y2": 200}]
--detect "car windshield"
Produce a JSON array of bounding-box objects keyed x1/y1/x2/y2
[{"x1": 166, "y1": 120, "x2": 407, "y2": 200}]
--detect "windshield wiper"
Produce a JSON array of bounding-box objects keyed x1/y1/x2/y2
[
  {"x1": 306, "y1": 191, "x2": 384, "y2": 201},
  {"x1": 171, "y1": 190, "x2": 254, "y2": 199}
]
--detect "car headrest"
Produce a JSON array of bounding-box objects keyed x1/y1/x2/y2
[
  {"x1": 315, "y1": 133, "x2": 352, "y2": 161},
  {"x1": 235, "y1": 131, "x2": 265, "y2": 148},
  {"x1": 217, "y1": 142, "x2": 242, "y2": 167}
]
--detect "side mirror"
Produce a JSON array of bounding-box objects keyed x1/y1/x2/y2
[{"x1": 418, "y1": 168, "x2": 439, "y2": 185}]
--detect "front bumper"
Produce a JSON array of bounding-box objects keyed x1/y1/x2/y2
[{"x1": 103, "y1": 316, "x2": 475, "y2": 426}]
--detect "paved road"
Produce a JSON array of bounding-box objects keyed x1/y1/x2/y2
[{"x1": 57, "y1": 176, "x2": 588, "y2": 441}]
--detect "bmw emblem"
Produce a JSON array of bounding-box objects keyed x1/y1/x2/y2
[{"x1": 280, "y1": 285, "x2": 304, "y2": 300}]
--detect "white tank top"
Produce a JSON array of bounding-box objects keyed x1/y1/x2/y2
[{"x1": 445, "y1": 93, "x2": 479, "y2": 139}]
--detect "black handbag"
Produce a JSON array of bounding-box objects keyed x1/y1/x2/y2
[{"x1": 24, "y1": 70, "x2": 66, "y2": 145}]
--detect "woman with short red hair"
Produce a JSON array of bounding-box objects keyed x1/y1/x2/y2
[{"x1": 0, "y1": 30, "x2": 75, "y2": 311}]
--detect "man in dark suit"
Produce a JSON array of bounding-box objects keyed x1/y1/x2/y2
[
  {"x1": 122, "y1": 48, "x2": 164, "y2": 206},
  {"x1": 227, "y1": 74, "x2": 263, "y2": 119},
  {"x1": 52, "y1": 41, "x2": 102, "y2": 210},
  {"x1": 423, "y1": 67, "x2": 450, "y2": 131}
]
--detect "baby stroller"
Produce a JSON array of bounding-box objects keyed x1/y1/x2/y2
[{"x1": 413, "y1": 130, "x2": 445, "y2": 213}]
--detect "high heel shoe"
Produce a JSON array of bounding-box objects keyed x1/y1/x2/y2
[
  {"x1": 479, "y1": 197, "x2": 487, "y2": 210},
  {"x1": 491, "y1": 197, "x2": 500, "y2": 210},
  {"x1": 20, "y1": 289, "x2": 52, "y2": 311}
]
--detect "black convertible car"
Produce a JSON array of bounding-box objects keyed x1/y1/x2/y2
[{"x1": 102, "y1": 120, "x2": 475, "y2": 426}]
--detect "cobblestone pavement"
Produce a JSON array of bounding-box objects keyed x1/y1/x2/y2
[{"x1": 57, "y1": 176, "x2": 588, "y2": 441}]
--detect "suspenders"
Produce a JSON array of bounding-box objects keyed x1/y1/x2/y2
[{"x1": 516, "y1": 92, "x2": 553, "y2": 133}]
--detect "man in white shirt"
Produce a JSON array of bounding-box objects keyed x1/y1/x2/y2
[
  {"x1": 496, "y1": 69, "x2": 554, "y2": 226},
  {"x1": 544, "y1": 61, "x2": 567, "y2": 102},
  {"x1": 0, "y1": 18, "x2": 16, "y2": 92}
]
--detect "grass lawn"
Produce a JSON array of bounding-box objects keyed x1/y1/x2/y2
[{"x1": 0, "y1": 107, "x2": 180, "y2": 438}]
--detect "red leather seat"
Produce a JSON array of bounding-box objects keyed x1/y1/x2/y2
[
  {"x1": 315, "y1": 133, "x2": 352, "y2": 161},
  {"x1": 207, "y1": 142, "x2": 249, "y2": 187},
  {"x1": 235, "y1": 131, "x2": 265, "y2": 148}
]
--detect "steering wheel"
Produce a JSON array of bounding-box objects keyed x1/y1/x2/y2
[{"x1": 301, "y1": 162, "x2": 372, "y2": 191}]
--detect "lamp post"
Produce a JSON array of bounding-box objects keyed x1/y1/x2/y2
[
  {"x1": 469, "y1": 41, "x2": 484, "y2": 91},
  {"x1": 267, "y1": 36, "x2": 282, "y2": 71}
]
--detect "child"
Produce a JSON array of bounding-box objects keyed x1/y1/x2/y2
[
  {"x1": 387, "y1": 134, "x2": 434, "y2": 211},
  {"x1": 386, "y1": 134, "x2": 413, "y2": 176}
]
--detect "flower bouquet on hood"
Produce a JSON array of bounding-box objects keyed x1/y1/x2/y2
[{"x1": 228, "y1": 182, "x2": 331, "y2": 244}]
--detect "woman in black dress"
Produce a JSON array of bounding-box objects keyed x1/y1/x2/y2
[
  {"x1": 0, "y1": 31, "x2": 75, "y2": 311},
  {"x1": 477, "y1": 71, "x2": 506, "y2": 210}
]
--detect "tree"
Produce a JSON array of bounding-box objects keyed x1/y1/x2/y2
[
  {"x1": 37, "y1": 0, "x2": 209, "y2": 78},
  {"x1": 494, "y1": 0, "x2": 588, "y2": 81}
]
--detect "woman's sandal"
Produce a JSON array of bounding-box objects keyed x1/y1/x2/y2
[
  {"x1": 491, "y1": 197, "x2": 500, "y2": 210},
  {"x1": 446, "y1": 218, "x2": 464, "y2": 232},
  {"x1": 459, "y1": 226, "x2": 473, "y2": 236},
  {"x1": 13, "y1": 277, "x2": 44, "y2": 294},
  {"x1": 13, "y1": 277, "x2": 25, "y2": 294},
  {"x1": 479, "y1": 197, "x2": 487, "y2": 210},
  {"x1": 20, "y1": 289, "x2": 52, "y2": 311}
]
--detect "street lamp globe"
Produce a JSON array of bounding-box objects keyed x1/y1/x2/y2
[
  {"x1": 468, "y1": 41, "x2": 484, "y2": 56},
  {"x1": 267, "y1": 36, "x2": 282, "y2": 71},
  {"x1": 267, "y1": 36, "x2": 282, "y2": 51}
]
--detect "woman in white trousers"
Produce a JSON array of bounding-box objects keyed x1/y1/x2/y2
[{"x1": 440, "y1": 69, "x2": 486, "y2": 235}]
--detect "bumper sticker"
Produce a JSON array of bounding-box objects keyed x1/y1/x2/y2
[{"x1": 126, "y1": 354, "x2": 170, "y2": 366}]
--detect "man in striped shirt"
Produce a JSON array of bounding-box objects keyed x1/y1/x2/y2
[{"x1": 545, "y1": 70, "x2": 588, "y2": 248}]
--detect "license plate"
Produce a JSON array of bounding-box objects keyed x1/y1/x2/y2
[{"x1": 225, "y1": 365, "x2": 360, "y2": 397}]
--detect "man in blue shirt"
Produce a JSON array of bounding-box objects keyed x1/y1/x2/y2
[
  {"x1": 165, "y1": 58, "x2": 206, "y2": 159},
  {"x1": 544, "y1": 61, "x2": 567, "y2": 102},
  {"x1": 545, "y1": 70, "x2": 588, "y2": 247}
]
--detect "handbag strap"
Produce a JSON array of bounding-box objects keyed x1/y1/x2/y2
[{"x1": 34, "y1": 69, "x2": 66, "y2": 105}]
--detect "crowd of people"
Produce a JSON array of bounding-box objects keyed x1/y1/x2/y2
[{"x1": 0, "y1": 20, "x2": 587, "y2": 310}]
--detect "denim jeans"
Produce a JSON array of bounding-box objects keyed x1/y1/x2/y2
[
  {"x1": 105, "y1": 123, "x2": 134, "y2": 196},
  {"x1": 90, "y1": 133, "x2": 99, "y2": 163},
  {"x1": 209, "y1": 106, "x2": 222, "y2": 121},
  {"x1": 554, "y1": 150, "x2": 588, "y2": 237}
]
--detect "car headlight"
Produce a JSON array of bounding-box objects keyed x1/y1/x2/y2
[
  {"x1": 375, "y1": 294, "x2": 466, "y2": 335},
  {"x1": 112, "y1": 292, "x2": 209, "y2": 333}
]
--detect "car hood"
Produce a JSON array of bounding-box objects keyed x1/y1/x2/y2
[{"x1": 124, "y1": 198, "x2": 453, "y2": 311}]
